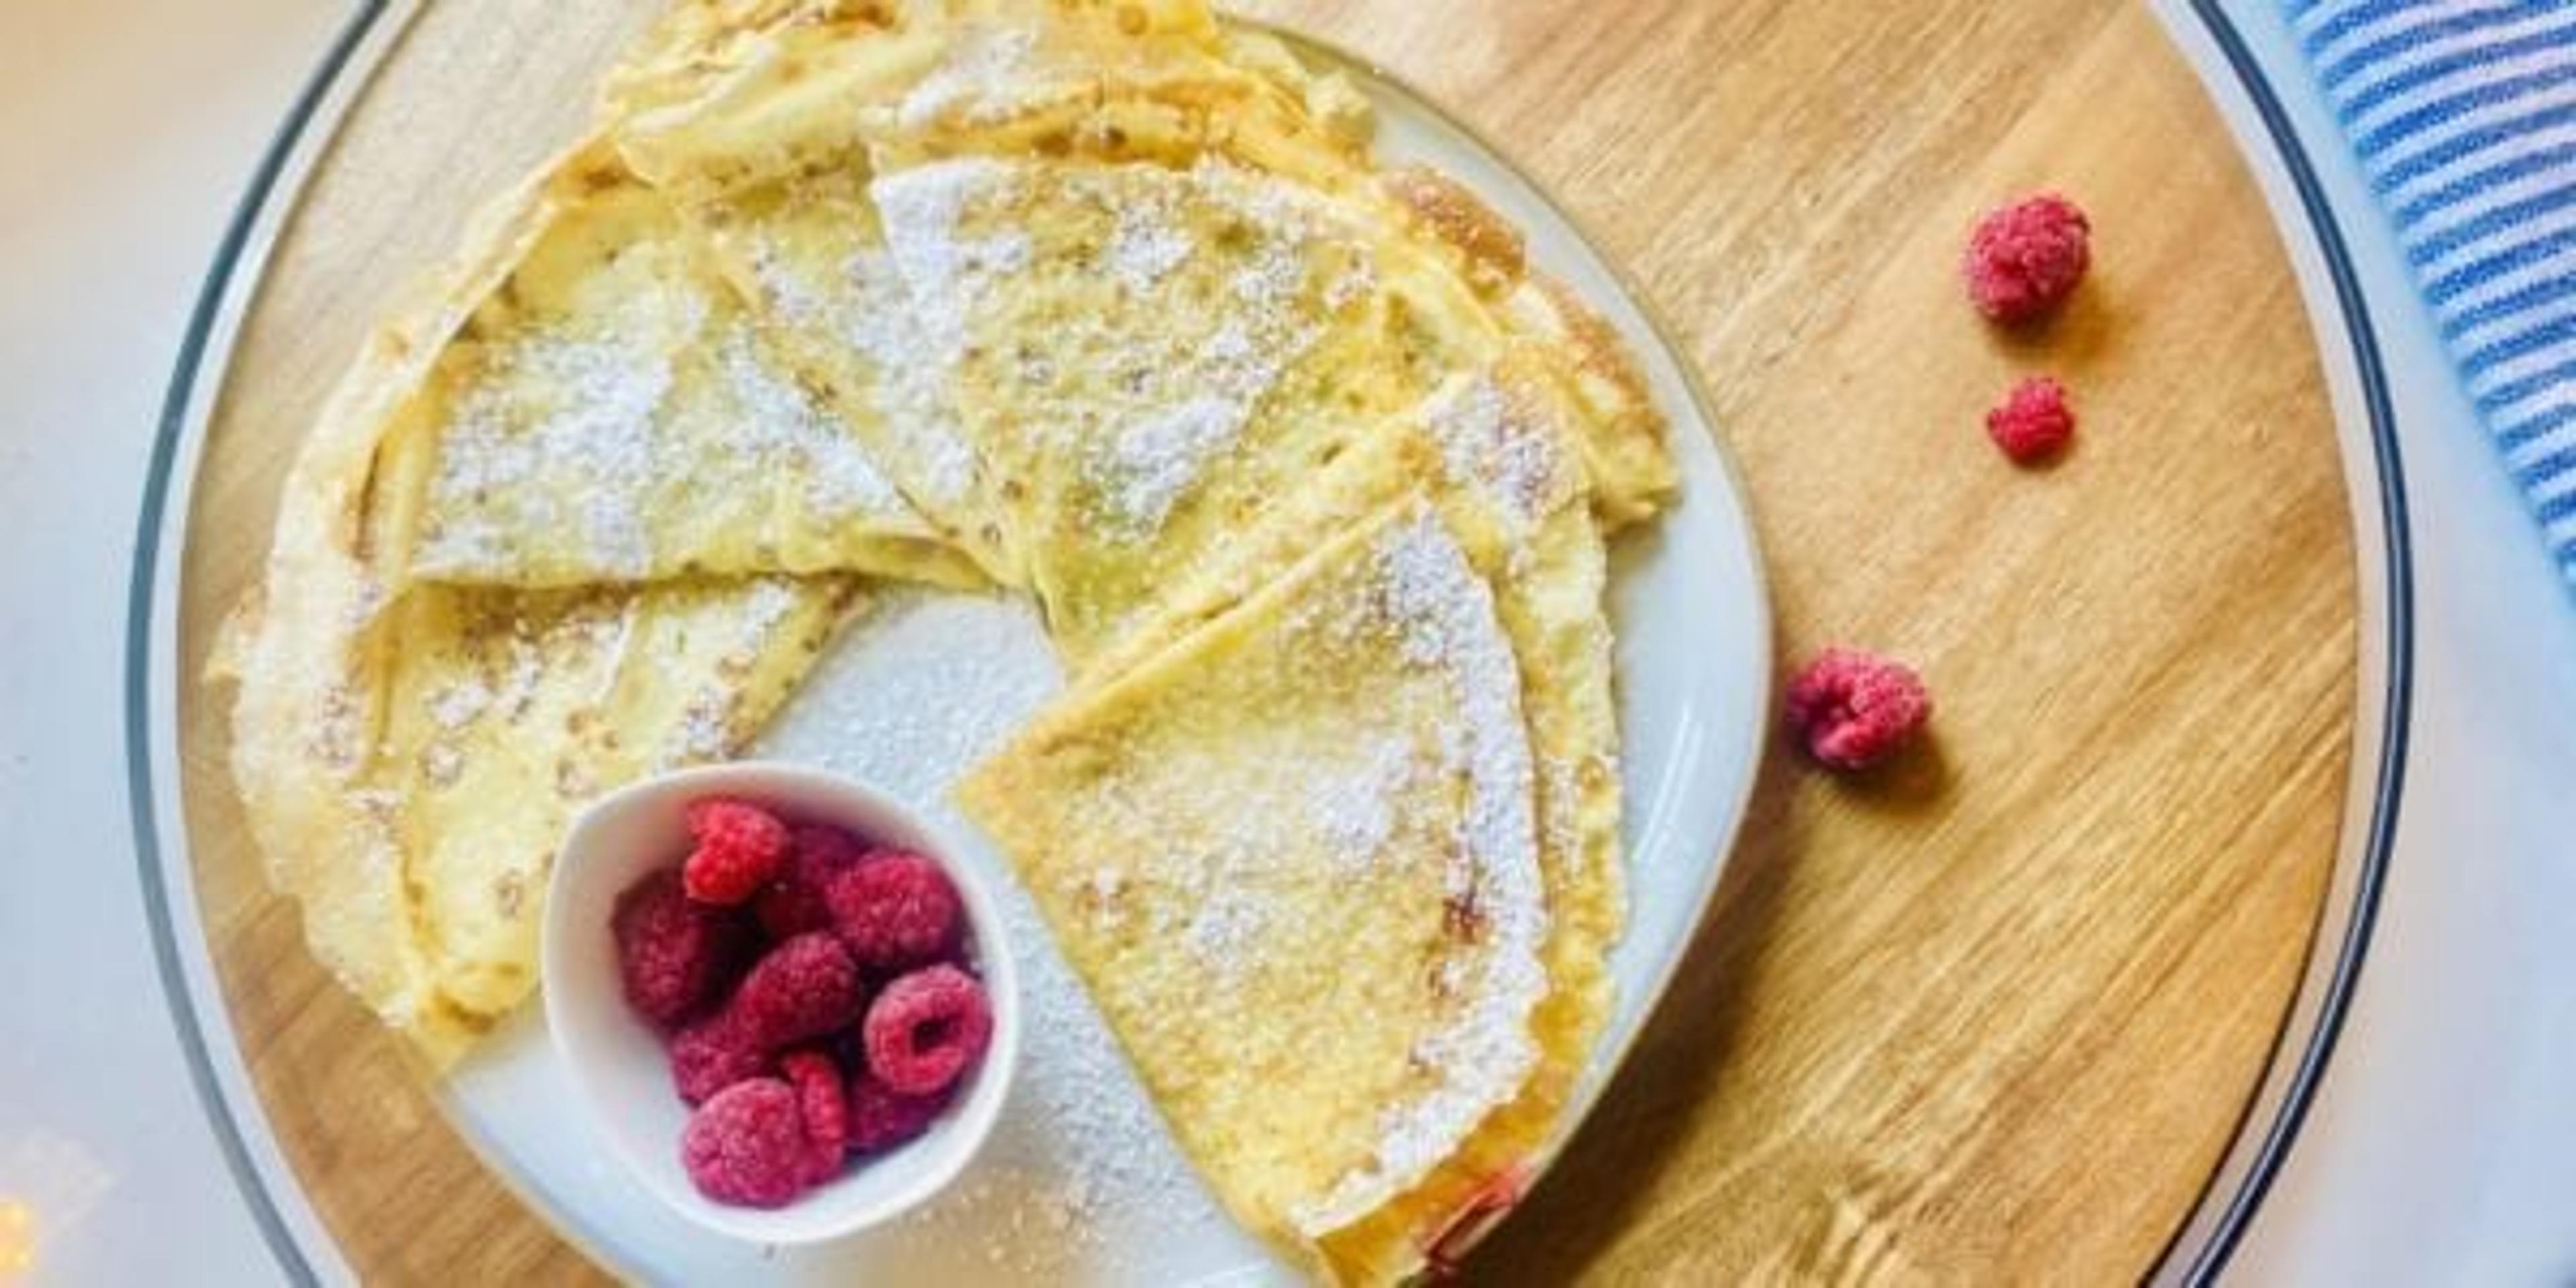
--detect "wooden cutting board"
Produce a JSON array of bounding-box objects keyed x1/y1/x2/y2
[{"x1": 171, "y1": 0, "x2": 2355, "y2": 1281}]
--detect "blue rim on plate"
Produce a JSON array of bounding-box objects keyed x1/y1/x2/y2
[
  {"x1": 122, "y1": 2, "x2": 2410, "y2": 1281},
  {"x1": 2161, "y1": 2, "x2": 2412, "y2": 1280}
]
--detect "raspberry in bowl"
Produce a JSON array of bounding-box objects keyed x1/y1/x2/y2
[{"x1": 541, "y1": 762, "x2": 1019, "y2": 1246}]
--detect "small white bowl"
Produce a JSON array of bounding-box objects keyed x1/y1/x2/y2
[{"x1": 542, "y1": 761, "x2": 1019, "y2": 1246}]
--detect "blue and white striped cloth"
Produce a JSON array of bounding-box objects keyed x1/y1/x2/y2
[{"x1": 2292, "y1": 0, "x2": 2576, "y2": 590}]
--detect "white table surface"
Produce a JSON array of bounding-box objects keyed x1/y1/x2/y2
[{"x1": 0, "y1": 2, "x2": 2566, "y2": 1283}]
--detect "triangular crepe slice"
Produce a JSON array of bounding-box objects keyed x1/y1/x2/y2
[
  {"x1": 213, "y1": 165, "x2": 551, "y2": 1059},
  {"x1": 378, "y1": 141, "x2": 979, "y2": 592},
  {"x1": 1091, "y1": 359, "x2": 1623, "y2": 1281},
  {"x1": 216, "y1": 571, "x2": 857, "y2": 1065},
  {"x1": 955, "y1": 498, "x2": 1551, "y2": 1277},
  {"x1": 604, "y1": 1, "x2": 1216, "y2": 587},
  {"x1": 608, "y1": 0, "x2": 1672, "y2": 532},
  {"x1": 603, "y1": 1, "x2": 1426, "y2": 600},
  {"x1": 385, "y1": 574, "x2": 859, "y2": 1026},
  {"x1": 831, "y1": 0, "x2": 1676, "y2": 527},
  {"x1": 622, "y1": 156, "x2": 1022, "y2": 582},
  {"x1": 869, "y1": 154, "x2": 1493, "y2": 666},
  {"x1": 212, "y1": 140, "x2": 868, "y2": 1060}
]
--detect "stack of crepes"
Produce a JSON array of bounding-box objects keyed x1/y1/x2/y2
[{"x1": 213, "y1": 1, "x2": 1675, "y2": 1279}]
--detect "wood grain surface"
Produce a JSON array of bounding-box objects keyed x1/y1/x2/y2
[{"x1": 171, "y1": 1, "x2": 2355, "y2": 1282}]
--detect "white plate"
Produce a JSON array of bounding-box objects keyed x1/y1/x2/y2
[{"x1": 299, "y1": 30, "x2": 1768, "y2": 1285}]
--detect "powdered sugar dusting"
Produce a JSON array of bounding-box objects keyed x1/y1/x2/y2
[
  {"x1": 1183, "y1": 885, "x2": 1264, "y2": 976},
  {"x1": 421, "y1": 305, "x2": 682, "y2": 578},
  {"x1": 756, "y1": 590, "x2": 1059, "y2": 802},
  {"x1": 871, "y1": 159, "x2": 1030, "y2": 360},
  {"x1": 871, "y1": 160, "x2": 1040, "y2": 516},
  {"x1": 1428, "y1": 372, "x2": 1560, "y2": 540},
  {"x1": 1291, "y1": 509, "x2": 1548, "y2": 1236},
  {"x1": 1107, "y1": 195, "x2": 1193, "y2": 291},
  {"x1": 414, "y1": 246, "x2": 943, "y2": 580},
  {"x1": 1092, "y1": 394, "x2": 1248, "y2": 538},
  {"x1": 743, "y1": 234, "x2": 983, "y2": 506},
  {"x1": 1078, "y1": 166, "x2": 1343, "y2": 539},
  {"x1": 426, "y1": 677, "x2": 494, "y2": 731},
  {"x1": 637, "y1": 576, "x2": 809, "y2": 772},
  {"x1": 710, "y1": 321, "x2": 908, "y2": 523},
  {"x1": 755, "y1": 592, "x2": 1232, "y2": 1275},
  {"x1": 1309, "y1": 735, "x2": 1417, "y2": 870}
]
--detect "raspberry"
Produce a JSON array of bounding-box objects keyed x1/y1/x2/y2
[
  {"x1": 680, "y1": 1079, "x2": 812, "y2": 1208},
  {"x1": 681, "y1": 797, "x2": 790, "y2": 906},
  {"x1": 732, "y1": 932, "x2": 867, "y2": 1050},
  {"x1": 845, "y1": 1071, "x2": 955, "y2": 1155},
  {"x1": 755, "y1": 825, "x2": 865, "y2": 940},
  {"x1": 862, "y1": 964, "x2": 994, "y2": 1096},
  {"x1": 1986, "y1": 376, "x2": 2076, "y2": 464},
  {"x1": 779, "y1": 1049, "x2": 849, "y2": 1185},
  {"x1": 1964, "y1": 193, "x2": 2090, "y2": 325},
  {"x1": 826, "y1": 852, "x2": 964, "y2": 970},
  {"x1": 611, "y1": 869, "x2": 753, "y2": 1029},
  {"x1": 669, "y1": 1012, "x2": 768, "y2": 1105},
  {"x1": 1784, "y1": 647, "x2": 1932, "y2": 771}
]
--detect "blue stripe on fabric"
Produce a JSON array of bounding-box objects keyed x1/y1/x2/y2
[
  {"x1": 2408, "y1": 184, "x2": 2576, "y2": 265},
  {"x1": 2372, "y1": 97, "x2": 2576, "y2": 193},
  {"x1": 2473, "y1": 356, "x2": 2576, "y2": 413},
  {"x1": 2497, "y1": 401, "x2": 2576, "y2": 453},
  {"x1": 2459, "y1": 311, "x2": 2576, "y2": 376},
  {"x1": 2512, "y1": 441, "x2": 2576, "y2": 487},
  {"x1": 2424, "y1": 221, "x2": 2576, "y2": 304},
  {"x1": 2452, "y1": 309, "x2": 2576, "y2": 376},
  {"x1": 2353, "y1": 60, "x2": 2576, "y2": 158},
  {"x1": 2308, "y1": 0, "x2": 2449, "y2": 59},
  {"x1": 2393, "y1": 138, "x2": 2576, "y2": 225},
  {"x1": 2439, "y1": 271, "x2": 2576, "y2": 339},
  {"x1": 2320, "y1": 1, "x2": 2559, "y2": 91},
  {"x1": 2296, "y1": 0, "x2": 2576, "y2": 601},
  {"x1": 2337, "y1": 19, "x2": 2576, "y2": 121}
]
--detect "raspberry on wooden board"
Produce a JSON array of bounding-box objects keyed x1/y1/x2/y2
[
  {"x1": 1784, "y1": 647, "x2": 1932, "y2": 771},
  {"x1": 1986, "y1": 376, "x2": 2076, "y2": 464},
  {"x1": 1963, "y1": 193, "x2": 2091, "y2": 325}
]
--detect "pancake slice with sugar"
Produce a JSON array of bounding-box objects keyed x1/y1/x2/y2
[
  {"x1": 222, "y1": 559, "x2": 859, "y2": 1065},
  {"x1": 217, "y1": 566, "x2": 860, "y2": 1063},
  {"x1": 676, "y1": 164, "x2": 1026, "y2": 582},
  {"x1": 1090, "y1": 358, "x2": 1623, "y2": 1280},
  {"x1": 602, "y1": 0, "x2": 1269, "y2": 586},
  {"x1": 868, "y1": 154, "x2": 1487, "y2": 667},
  {"x1": 610, "y1": 0, "x2": 1672, "y2": 574},
  {"x1": 380, "y1": 142, "x2": 980, "y2": 592},
  {"x1": 955, "y1": 498, "x2": 1551, "y2": 1277},
  {"x1": 836, "y1": 0, "x2": 1679, "y2": 528},
  {"x1": 213, "y1": 136, "x2": 875, "y2": 1059},
  {"x1": 612, "y1": 97, "x2": 1028, "y2": 583},
  {"x1": 383, "y1": 574, "x2": 859, "y2": 1025}
]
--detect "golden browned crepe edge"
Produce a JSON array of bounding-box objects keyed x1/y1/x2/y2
[
  {"x1": 207, "y1": 142, "x2": 575, "y2": 1062},
  {"x1": 953, "y1": 492, "x2": 1552, "y2": 1281},
  {"x1": 1377, "y1": 165, "x2": 1678, "y2": 529},
  {"x1": 1071, "y1": 367, "x2": 1625, "y2": 1285}
]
